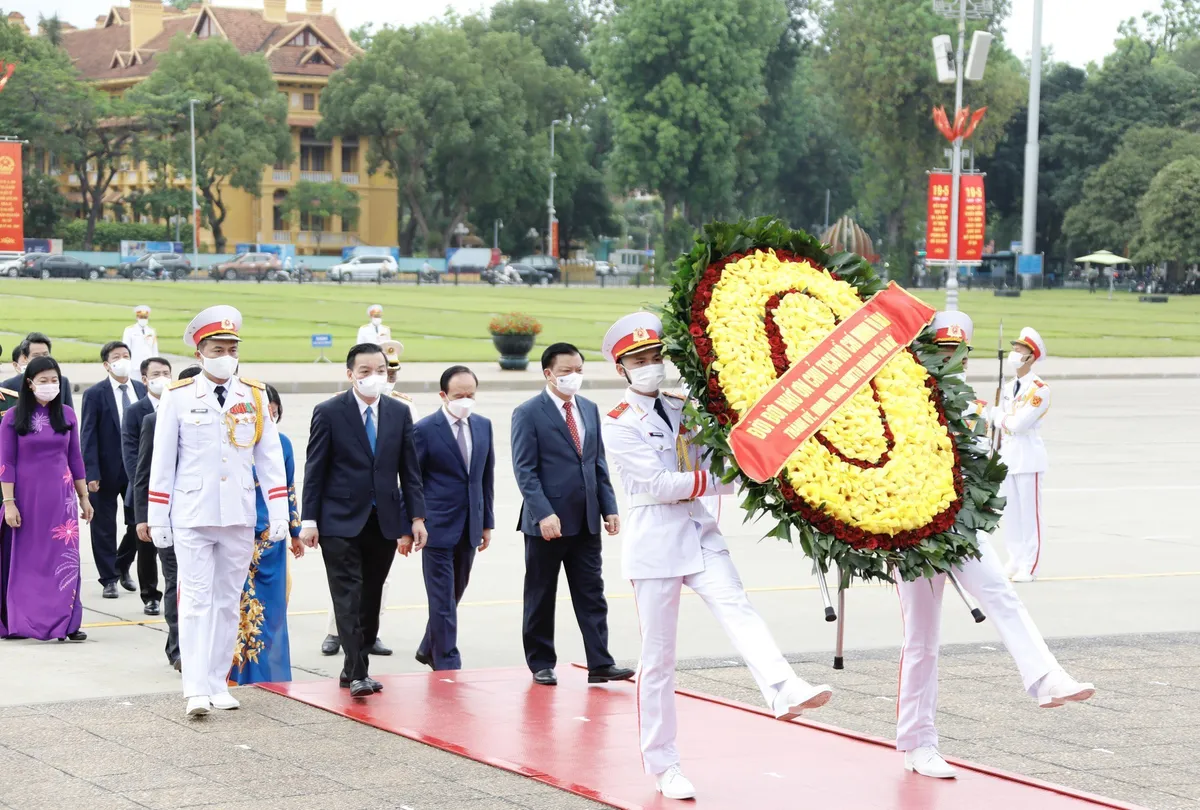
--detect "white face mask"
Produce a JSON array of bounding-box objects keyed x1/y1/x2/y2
[
  {"x1": 202, "y1": 353, "x2": 238, "y2": 381},
  {"x1": 370, "y1": 317, "x2": 382, "y2": 326},
  {"x1": 33, "y1": 383, "x2": 59, "y2": 402},
  {"x1": 445, "y1": 396, "x2": 476, "y2": 420},
  {"x1": 147, "y1": 377, "x2": 167, "y2": 397},
  {"x1": 137, "y1": 317, "x2": 149, "y2": 326},
  {"x1": 1005, "y1": 351, "x2": 1026, "y2": 373},
  {"x1": 553, "y1": 372, "x2": 583, "y2": 396},
  {"x1": 625, "y1": 363, "x2": 666, "y2": 393},
  {"x1": 355, "y1": 374, "x2": 388, "y2": 398},
  {"x1": 108, "y1": 358, "x2": 132, "y2": 379}
]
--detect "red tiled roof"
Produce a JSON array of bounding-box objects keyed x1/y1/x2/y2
[{"x1": 62, "y1": 3, "x2": 357, "y2": 83}]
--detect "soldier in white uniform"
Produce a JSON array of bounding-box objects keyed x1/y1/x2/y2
[
  {"x1": 122, "y1": 305, "x2": 158, "y2": 373},
  {"x1": 989, "y1": 326, "x2": 1051, "y2": 582},
  {"x1": 894, "y1": 312, "x2": 1093, "y2": 779},
  {"x1": 320, "y1": 338, "x2": 417, "y2": 657},
  {"x1": 600, "y1": 312, "x2": 832, "y2": 801},
  {"x1": 356, "y1": 304, "x2": 392, "y2": 346},
  {"x1": 148, "y1": 306, "x2": 289, "y2": 718}
]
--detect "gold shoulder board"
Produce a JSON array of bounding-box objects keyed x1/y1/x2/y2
[
  {"x1": 168, "y1": 378, "x2": 196, "y2": 390},
  {"x1": 390, "y1": 391, "x2": 413, "y2": 402},
  {"x1": 240, "y1": 377, "x2": 266, "y2": 391},
  {"x1": 662, "y1": 391, "x2": 687, "y2": 401}
]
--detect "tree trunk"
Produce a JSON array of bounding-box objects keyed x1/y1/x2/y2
[
  {"x1": 663, "y1": 190, "x2": 676, "y2": 226},
  {"x1": 404, "y1": 188, "x2": 431, "y2": 251},
  {"x1": 201, "y1": 185, "x2": 227, "y2": 254}
]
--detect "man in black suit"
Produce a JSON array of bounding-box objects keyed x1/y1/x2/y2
[
  {"x1": 134, "y1": 366, "x2": 203, "y2": 671},
  {"x1": 80, "y1": 341, "x2": 148, "y2": 599},
  {"x1": 2, "y1": 333, "x2": 74, "y2": 408},
  {"x1": 120, "y1": 356, "x2": 173, "y2": 615},
  {"x1": 300, "y1": 343, "x2": 427, "y2": 697},
  {"x1": 511, "y1": 342, "x2": 633, "y2": 686}
]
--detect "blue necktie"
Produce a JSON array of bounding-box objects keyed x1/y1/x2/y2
[{"x1": 364, "y1": 407, "x2": 377, "y2": 454}]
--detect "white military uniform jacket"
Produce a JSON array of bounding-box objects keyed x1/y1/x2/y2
[
  {"x1": 356, "y1": 322, "x2": 392, "y2": 345},
  {"x1": 601, "y1": 389, "x2": 736, "y2": 581},
  {"x1": 991, "y1": 372, "x2": 1050, "y2": 474},
  {"x1": 122, "y1": 322, "x2": 158, "y2": 371},
  {"x1": 148, "y1": 374, "x2": 288, "y2": 530}
]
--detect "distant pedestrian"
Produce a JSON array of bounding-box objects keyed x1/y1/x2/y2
[{"x1": 122, "y1": 305, "x2": 158, "y2": 372}]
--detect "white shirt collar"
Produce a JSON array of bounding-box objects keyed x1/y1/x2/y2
[
  {"x1": 352, "y1": 387, "x2": 379, "y2": 417},
  {"x1": 109, "y1": 374, "x2": 132, "y2": 395},
  {"x1": 442, "y1": 404, "x2": 468, "y2": 425},
  {"x1": 626, "y1": 387, "x2": 659, "y2": 408},
  {"x1": 546, "y1": 386, "x2": 576, "y2": 410}
]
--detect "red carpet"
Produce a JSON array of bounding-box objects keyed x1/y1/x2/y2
[{"x1": 262, "y1": 667, "x2": 1144, "y2": 810}]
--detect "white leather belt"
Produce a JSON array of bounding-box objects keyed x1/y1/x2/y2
[{"x1": 629, "y1": 493, "x2": 690, "y2": 508}]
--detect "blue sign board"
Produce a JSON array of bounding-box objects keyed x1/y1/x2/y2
[
  {"x1": 23, "y1": 238, "x2": 52, "y2": 254},
  {"x1": 1017, "y1": 254, "x2": 1044, "y2": 275},
  {"x1": 311, "y1": 334, "x2": 334, "y2": 348}
]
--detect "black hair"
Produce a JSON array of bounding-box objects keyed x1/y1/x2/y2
[
  {"x1": 178, "y1": 366, "x2": 203, "y2": 380},
  {"x1": 13, "y1": 356, "x2": 69, "y2": 436},
  {"x1": 24, "y1": 332, "x2": 51, "y2": 353},
  {"x1": 540, "y1": 342, "x2": 582, "y2": 371},
  {"x1": 140, "y1": 356, "x2": 172, "y2": 377},
  {"x1": 439, "y1": 365, "x2": 478, "y2": 393},
  {"x1": 346, "y1": 342, "x2": 386, "y2": 369},
  {"x1": 9, "y1": 343, "x2": 19, "y2": 363},
  {"x1": 100, "y1": 341, "x2": 131, "y2": 363},
  {"x1": 265, "y1": 382, "x2": 282, "y2": 420}
]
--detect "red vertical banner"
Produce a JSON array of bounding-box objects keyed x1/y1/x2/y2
[
  {"x1": 958, "y1": 174, "x2": 986, "y2": 261},
  {"x1": 0, "y1": 142, "x2": 24, "y2": 250},
  {"x1": 926, "y1": 173, "x2": 951, "y2": 261},
  {"x1": 550, "y1": 218, "x2": 559, "y2": 258}
]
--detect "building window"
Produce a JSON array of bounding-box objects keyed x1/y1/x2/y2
[
  {"x1": 290, "y1": 93, "x2": 300, "y2": 108},
  {"x1": 341, "y1": 145, "x2": 357, "y2": 174},
  {"x1": 308, "y1": 52, "x2": 326, "y2": 65},
  {"x1": 196, "y1": 13, "x2": 213, "y2": 39},
  {"x1": 300, "y1": 145, "x2": 327, "y2": 172},
  {"x1": 273, "y1": 190, "x2": 288, "y2": 231},
  {"x1": 287, "y1": 30, "x2": 323, "y2": 47},
  {"x1": 341, "y1": 212, "x2": 357, "y2": 233},
  {"x1": 303, "y1": 93, "x2": 315, "y2": 111},
  {"x1": 300, "y1": 211, "x2": 325, "y2": 232}
]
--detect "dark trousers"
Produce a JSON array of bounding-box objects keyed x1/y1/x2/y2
[
  {"x1": 116, "y1": 504, "x2": 160, "y2": 602},
  {"x1": 522, "y1": 531, "x2": 614, "y2": 673},
  {"x1": 418, "y1": 531, "x2": 475, "y2": 671},
  {"x1": 89, "y1": 486, "x2": 124, "y2": 586},
  {"x1": 157, "y1": 544, "x2": 179, "y2": 665},
  {"x1": 321, "y1": 510, "x2": 395, "y2": 681}
]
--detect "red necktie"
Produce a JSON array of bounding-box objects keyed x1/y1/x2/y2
[{"x1": 563, "y1": 400, "x2": 582, "y2": 456}]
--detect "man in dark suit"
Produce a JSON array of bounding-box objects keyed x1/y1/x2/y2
[
  {"x1": 120, "y1": 356, "x2": 173, "y2": 616},
  {"x1": 409, "y1": 365, "x2": 494, "y2": 671},
  {"x1": 2, "y1": 333, "x2": 74, "y2": 407},
  {"x1": 134, "y1": 365, "x2": 203, "y2": 671},
  {"x1": 81, "y1": 341, "x2": 148, "y2": 599},
  {"x1": 300, "y1": 343, "x2": 427, "y2": 697},
  {"x1": 511, "y1": 342, "x2": 633, "y2": 687}
]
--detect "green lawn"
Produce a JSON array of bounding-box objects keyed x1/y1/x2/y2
[{"x1": 1, "y1": 279, "x2": 1197, "y2": 362}]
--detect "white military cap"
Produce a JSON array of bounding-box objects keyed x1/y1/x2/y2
[
  {"x1": 1012, "y1": 326, "x2": 1046, "y2": 362},
  {"x1": 379, "y1": 339, "x2": 405, "y2": 368},
  {"x1": 931, "y1": 310, "x2": 973, "y2": 346},
  {"x1": 134, "y1": 304, "x2": 152, "y2": 316},
  {"x1": 603, "y1": 311, "x2": 664, "y2": 363},
  {"x1": 184, "y1": 305, "x2": 242, "y2": 348},
  {"x1": 367, "y1": 304, "x2": 383, "y2": 317}
]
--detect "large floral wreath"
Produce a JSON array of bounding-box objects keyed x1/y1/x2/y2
[{"x1": 662, "y1": 217, "x2": 1007, "y2": 583}]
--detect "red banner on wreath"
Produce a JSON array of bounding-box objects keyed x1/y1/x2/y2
[
  {"x1": 0, "y1": 142, "x2": 23, "y2": 251},
  {"x1": 926, "y1": 173, "x2": 952, "y2": 261},
  {"x1": 958, "y1": 174, "x2": 986, "y2": 262},
  {"x1": 728, "y1": 283, "x2": 936, "y2": 483}
]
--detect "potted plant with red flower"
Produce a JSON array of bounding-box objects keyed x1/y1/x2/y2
[{"x1": 488, "y1": 312, "x2": 542, "y2": 370}]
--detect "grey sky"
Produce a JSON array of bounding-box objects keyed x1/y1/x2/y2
[{"x1": 5, "y1": 0, "x2": 1168, "y2": 70}]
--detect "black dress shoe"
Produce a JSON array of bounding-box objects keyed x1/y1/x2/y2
[
  {"x1": 369, "y1": 638, "x2": 393, "y2": 656},
  {"x1": 119, "y1": 572, "x2": 136, "y2": 592},
  {"x1": 320, "y1": 635, "x2": 340, "y2": 656},
  {"x1": 588, "y1": 665, "x2": 635, "y2": 684},
  {"x1": 144, "y1": 600, "x2": 160, "y2": 616},
  {"x1": 367, "y1": 677, "x2": 384, "y2": 693},
  {"x1": 102, "y1": 583, "x2": 118, "y2": 599},
  {"x1": 349, "y1": 679, "x2": 375, "y2": 697},
  {"x1": 66, "y1": 630, "x2": 87, "y2": 642},
  {"x1": 415, "y1": 650, "x2": 433, "y2": 669},
  {"x1": 171, "y1": 659, "x2": 181, "y2": 672},
  {"x1": 532, "y1": 668, "x2": 558, "y2": 686}
]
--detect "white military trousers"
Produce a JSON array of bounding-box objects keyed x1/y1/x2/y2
[
  {"x1": 632, "y1": 545, "x2": 795, "y2": 776},
  {"x1": 175, "y1": 526, "x2": 254, "y2": 699},
  {"x1": 894, "y1": 539, "x2": 1058, "y2": 751},
  {"x1": 1002, "y1": 472, "x2": 1045, "y2": 576},
  {"x1": 326, "y1": 578, "x2": 391, "y2": 637}
]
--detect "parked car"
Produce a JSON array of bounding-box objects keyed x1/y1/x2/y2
[
  {"x1": 208, "y1": 252, "x2": 282, "y2": 281},
  {"x1": 327, "y1": 254, "x2": 398, "y2": 282},
  {"x1": 21, "y1": 253, "x2": 106, "y2": 280},
  {"x1": 506, "y1": 263, "x2": 553, "y2": 286},
  {"x1": 447, "y1": 247, "x2": 502, "y2": 276},
  {"x1": 517, "y1": 254, "x2": 561, "y2": 282},
  {"x1": 0, "y1": 252, "x2": 24, "y2": 278},
  {"x1": 593, "y1": 260, "x2": 613, "y2": 276},
  {"x1": 121, "y1": 252, "x2": 192, "y2": 280}
]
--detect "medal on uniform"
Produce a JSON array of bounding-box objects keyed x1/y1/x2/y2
[{"x1": 226, "y1": 387, "x2": 264, "y2": 448}]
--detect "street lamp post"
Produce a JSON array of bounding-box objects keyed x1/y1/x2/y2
[
  {"x1": 189, "y1": 98, "x2": 200, "y2": 268},
  {"x1": 494, "y1": 218, "x2": 503, "y2": 250},
  {"x1": 1021, "y1": 0, "x2": 1044, "y2": 256},
  {"x1": 547, "y1": 119, "x2": 561, "y2": 258}
]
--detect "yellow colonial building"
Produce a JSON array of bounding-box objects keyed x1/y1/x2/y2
[{"x1": 55, "y1": 0, "x2": 397, "y2": 253}]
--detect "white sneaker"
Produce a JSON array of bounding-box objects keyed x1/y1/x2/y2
[
  {"x1": 772, "y1": 678, "x2": 833, "y2": 720},
  {"x1": 210, "y1": 692, "x2": 240, "y2": 711},
  {"x1": 655, "y1": 764, "x2": 696, "y2": 800},
  {"x1": 1011, "y1": 571, "x2": 1036, "y2": 583},
  {"x1": 1036, "y1": 669, "x2": 1095, "y2": 708},
  {"x1": 186, "y1": 696, "x2": 211, "y2": 717},
  {"x1": 904, "y1": 746, "x2": 957, "y2": 778}
]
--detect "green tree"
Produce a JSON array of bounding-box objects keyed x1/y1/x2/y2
[
  {"x1": 1133, "y1": 155, "x2": 1200, "y2": 263},
  {"x1": 278, "y1": 180, "x2": 360, "y2": 249},
  {"x1": 592, "y1": 0, "x2": 787, "y2": 247},
  {"x1": 60, "y1": 91, "x2": 141, "y2": 251},
  {"x1": 128, "y1": 36, "x2": 291, "y2": 253},
  {"x1": 487, "y1": 0, "x2": 592, "y2": 73},
  {"x1": 36, "y1": 14, "x2": 65, "y2": 47},
  {"x1": 22, "y1": 171, "x2": 68, "y2": 236}
]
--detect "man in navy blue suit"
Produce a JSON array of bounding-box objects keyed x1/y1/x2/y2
[
  {"x1": 81, "y1": 340, "x2": 148, "y2": 600},
  {"x1": 511, "y1": 342, "x2": 634, "y2": 686},
  {"x1": 407, "y1": 365, "x2": 494, "y2": 671}
]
